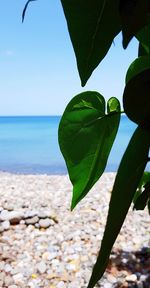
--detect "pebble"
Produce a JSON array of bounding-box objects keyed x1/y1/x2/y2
[
  {"x1": 0, "y1": 173, "x2": 149, "y2": 288},
  {"x1": 39, "y1": 218, "x2": 54, "y2": 228},
  {"x1": 4, "y1": 263, "x2": 12, "y2": 272},
  {"x1": 2, "y1": 220, "x2": 10, "y2": 230},
  {"x1": 25, "y1": 216, "x2": 39, "y2": 225},
  {"x1": 4, "y1": 275, "x2": 14, "y2": 286},
  {"x1": 125, "y1": 274, "x2": 137, "y2": 282},
  {"x1": 36, "y1": 261, "x2": 47, "y2": 274}
]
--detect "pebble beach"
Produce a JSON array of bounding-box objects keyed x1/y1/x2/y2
[{"x1": 0, "y1": 172, "x2": 149, "y2": 288}]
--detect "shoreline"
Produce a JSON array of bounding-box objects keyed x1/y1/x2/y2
[{"x1": 0, "y1": 172, "x2": 149, "y2": 287}]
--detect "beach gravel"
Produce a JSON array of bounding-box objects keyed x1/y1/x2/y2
[{"x1": 0, "y1": 173, "x2": 149, "y2": 288}]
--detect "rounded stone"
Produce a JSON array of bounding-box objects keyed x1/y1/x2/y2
[
  {"x1": 125, "y1": 274, "x2": 137, "y2": 282},
  {"x1": 25, "y1": 216, "x2": 39, "y2": 225},
  {"x1": 39, "y1": 218, "x2": 53, "y2": 228},
  {"x1": 2, "y1": 220, "x2": 10, "y2": 230}
]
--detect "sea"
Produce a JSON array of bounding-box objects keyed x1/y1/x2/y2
[{"x1": 0, "y1": 115, "x2": 146, "y2": 175}]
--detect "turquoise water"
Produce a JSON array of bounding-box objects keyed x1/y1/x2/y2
[{"x1": 0, "y1": 115, "x2": 140, "y2": 174}]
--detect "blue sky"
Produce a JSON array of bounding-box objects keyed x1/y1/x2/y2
[{"x1": 0, "y1": 0, "x2": 138, "y2": 116}]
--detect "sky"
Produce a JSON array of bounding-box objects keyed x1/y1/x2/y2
[{"x1": 0, "y1": 0, "x2": 139, "y2": 116}]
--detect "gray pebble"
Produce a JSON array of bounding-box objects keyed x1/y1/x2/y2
[{"x1": 25, "y1": 216, "x2": 39, "y2": 225}]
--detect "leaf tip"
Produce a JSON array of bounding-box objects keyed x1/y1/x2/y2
[{"x1": 81, "y1": 79, "x2": 86, "y2": 87}]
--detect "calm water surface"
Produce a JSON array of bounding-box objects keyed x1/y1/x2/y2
[{"x1": 0, "y1": 115, "x2": 144, "y2": 174}]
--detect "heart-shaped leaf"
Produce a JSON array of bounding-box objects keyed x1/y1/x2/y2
[
  {"x1": 120, "y1": 0, "x2": 150, "y2": 48},
  {"x1": 58, "y1": 92, "x2": 120, "y2": 210},
  {"x1": 60, "y1": 0, "x2": 121, "y2": 86},
  {"x1": 87, "y1": 126, "x2": 150, "y2": 288}
]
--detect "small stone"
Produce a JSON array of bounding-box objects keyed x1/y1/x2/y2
[
  {"x1": 25, "y1": 216, "x2": 39, "y2": 225},
  {"x1": 36, "y1": 261, "x2": 47, "y2": 274},
  {"x1": 0, "y1": 209, "x2": 9, "y2": 221},
  {"x1": 20, "y1": 219, "x2": 25, "y2": 225},
  {"x1": 4, "y1": 263, "x2": 12, "y2": 272},
  {"x1": 140, "y1": 275, "x2": 147, "y2": 282},
  {"x1": 125, "y1": 274, "x2": 137, "y2": 282},
  {"x1": 5, "y1": 205, "x2": 14, "y2": 211},
  {"x1": 136, "y1": 282, "x2": 144, "y2": 288},
  {"x1": 101, "y1": 283, "x2": 112, "y2": 288},
  {"x1": 39, "y1": 218, "x2": 53, "y2": 228},
  {"x1": 31, "y1": 274, "x2": 37, "y2": 279},
  {"x1": 0, "y1": 207, "x2": 3, "y2": 212},
  {"x1": 13, "y1": 273, "x2": 24, "y2": 285},
  {"x1": 35, "y1": 223, "x2": 40, "y2": 228},
  {"x1": 38, "y1": 211, "x2": 47, "y2": 219},
  {"x1": 57, "y1": 281, "x2": 65, "y2": 288},
  {"x1": 0, "y1": 261, "x2": 5, "y2": 270},
  {"x1": 4, "y1": 275, "x2": 14, "y2": 286},
  {"x1": 107, "y1": 274, "x2": 117, "y2": 283},
  {"x1": 0, "y1": 226, "x2": 4, "y2": 233},
  {"x1": 0, "y1": 271, "x2": 5, "y2": 282},
  {"x1": 120, "y1": 282, "x2": 128, "y2": 288},
  {"x1": 2, "y1": 220, "x2": 10, "y2": 230},
  {"x1": 42, "y1": 251, "x2": 58, "y2": 261},
  {"x1": 24, "y1": 210, "x2": 38, "y2": 219}
]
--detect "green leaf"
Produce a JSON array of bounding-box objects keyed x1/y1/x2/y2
[
  {"x1": 123, "y1": 68, "x2": 150, "y2": 128},
  {"x1": 87, "y1": 126, "x2": 150, "y2": 288},
  {"x1": 120, "y1": 0, "x2": 150, "y2": 48},
  {"x1": 133, "y1": 171, "x2": 150, "y2": 203},
  {"x1": 148, "y1": 200, "x2": 150, "y2": 214},
  {"x1": 125, "y1": 56, "x2": 150, "y2": 83},
  {"x1": 137, "y1": 171, "x2": 150, "y2": 190},
  {"x1": 133, "y1": 182, "x2": 150, "y2": 210},
  {"x1": 137, "y1": 20, "x2": 150, "y2": 56},
  {"x1": 58, "y1": 92, "x2": 120, "y2": 210},
  {"x1": 138, "y1": 43, "x2": 149, "y2": 57},
  {"x1": 60, "y1": 0, "x2": 121, "y2": 86}
]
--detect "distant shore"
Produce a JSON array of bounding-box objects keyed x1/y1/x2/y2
[{"x1": 0, "y1": 172, "x2": 149, "y2": 287}]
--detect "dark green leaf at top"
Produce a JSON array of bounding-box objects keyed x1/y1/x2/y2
[
  {"x1": 120, "y1": 0, "x2": 150, "y2": 48},
  {"x1": 60, "y1": 0, "x2": 121, "y2": 86},
  {"x1": 59, "y1": 92, "x2": 120, "y2": 210},
  {"x1": 87, "y1": 126, "x2": 150, "y2": 288}
]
